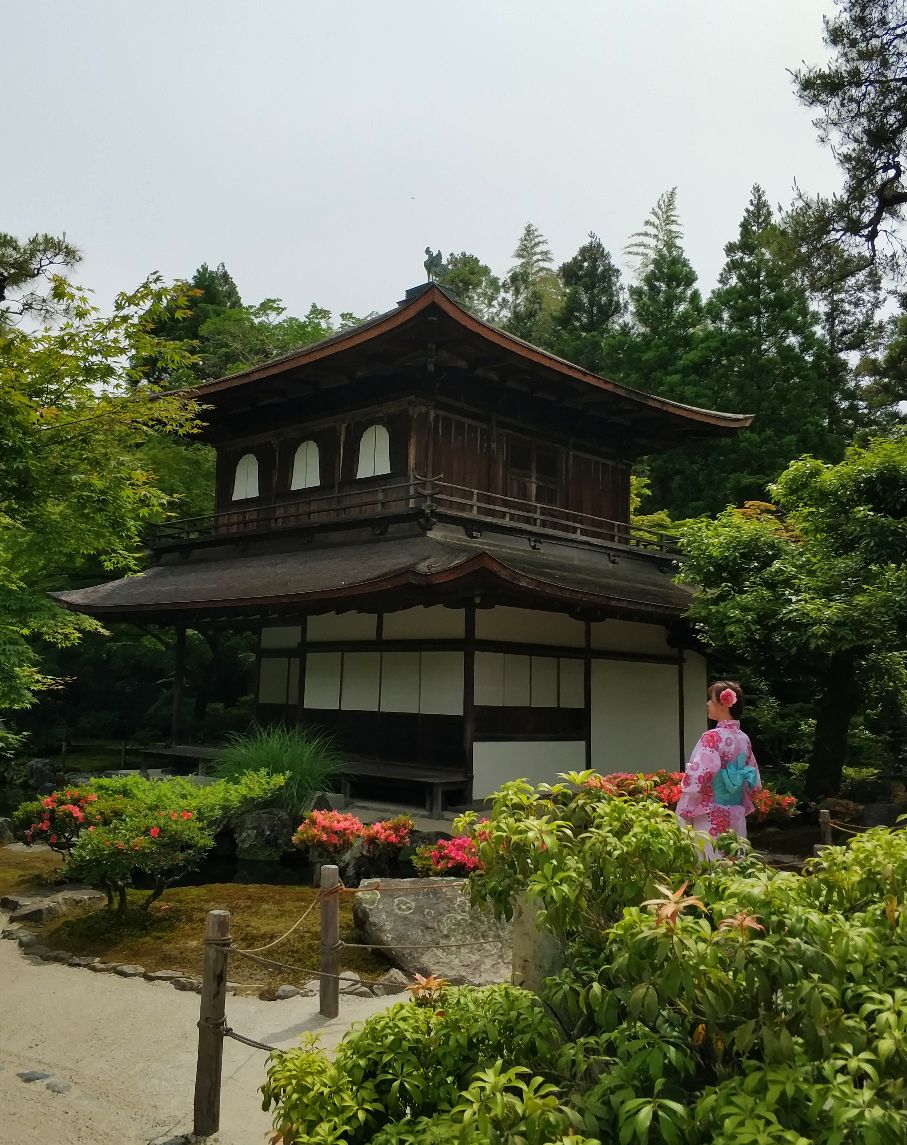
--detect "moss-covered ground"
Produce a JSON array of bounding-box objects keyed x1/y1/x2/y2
[{"x1": 0, "y1": 847, "x2": 384, "y2": 995}]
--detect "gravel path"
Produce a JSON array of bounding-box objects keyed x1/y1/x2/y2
[{"x1": 0, "y1": 916, "x2": 397, "y2": 1145}]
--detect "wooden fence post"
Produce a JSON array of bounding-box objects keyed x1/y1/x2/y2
[
  {"x1": 193, "y1": 909, "x2": 231, "y2": 1138},
  {"x1": 819, "y1": 808, "x2": 832, "y2": 847},
  {"x1": 319, "y1": 864, "x2": 340, "y2": 1019}
]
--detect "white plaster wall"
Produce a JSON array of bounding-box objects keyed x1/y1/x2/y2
[
  {"x1": 590, "y1": 620, "x2": 671, "y2": 654},
  {"x1": 419, "y1": 652, "x2": 464, "y2": 715},
  {"x1": 383, "y1": 607, "x2": 465, "y2": 640},
  {"x1": 683, "y1": 651, "x2": 709, "y2": 757},
  {"x1": 259, "y1": 658, "x2": 289, "y2": 704},
  {"x1": 340, "y1": 652, "x2": 381, "y2": 710},
  {"x1": 303, "y1": 652, "x2": 342, "y2": 709},
  {"x1": 590, "y1": 660, "x2": 679, "y2": 774},
  {"x1": 380, "y1": 651, "x2": 421, "y2": 713},
  {"x1": 476, "y1": 607, "x2": 585, "y2": 647},
  {"x1": 503, "y1": 655, "x2": 531, "y2": 706},
  {"x1": 559, "y1": 659, "x2": 585, "y2": 708},
  {"x1": 475, "y1": 652, "x2": 505, "y2": 706},
  {"x1": 472, "y1": 741, "x2": 587, "y2": 799},
  {"x1": 260, "y1": 626, "x2": 302, "y2": 649},
  {"x1": 307, "y1": 612, "x2": 377, "y2": 642},
  {"x1": 531, "y1": 657, "x2": 558, "y2": 707}
]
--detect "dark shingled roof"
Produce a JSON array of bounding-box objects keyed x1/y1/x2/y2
[{"x1": 53, "y1": 525, "x2": 691, "y2": 622}]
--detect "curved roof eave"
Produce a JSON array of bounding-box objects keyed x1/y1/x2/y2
[{"x1": 184, "y1": 284, "x2": 752, "y2": 433}]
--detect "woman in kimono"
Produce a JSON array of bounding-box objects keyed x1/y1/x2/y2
[{"x1": 676, "y1": 681, "x2": 761, "y2": 858}]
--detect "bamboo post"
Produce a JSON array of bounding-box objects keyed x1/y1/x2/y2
[
  {"x1": 319, "y1": 864, "x2": 340, "y2": 1019},
  {"x1": 193, "y1": 909, "x2": 231, "y2": 1138},
  {"x1": 819, "y1": 808, "x2": 832, "y2": 847}
]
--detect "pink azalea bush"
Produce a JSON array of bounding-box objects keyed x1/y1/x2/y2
[
  {"x1": 584, "y1": 769, "x2": 797, "y2": 826},
  {"x1": 362, "y1": 814, "x2": 414, "y2": 855},
  {"x1": 413, "y1": 821, "x2": 490, "y2": 876},
  {"x1": 292, "y1": 810, "x2": 365, "y2": 856}
]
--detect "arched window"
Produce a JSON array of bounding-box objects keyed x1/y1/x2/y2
[
  {"x1": 356, "y1": 424, "x2": 391, "y2": 479},
  {"x1": 232, "y1": 452, "x2": 259, "y2": 500},
  {"x1": 290, "y1": 440, "x2": 320, "y2": 490}
]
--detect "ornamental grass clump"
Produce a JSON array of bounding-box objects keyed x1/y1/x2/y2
[{"x1": 213, "y1": 724, "x2": 343, "y2": 817}]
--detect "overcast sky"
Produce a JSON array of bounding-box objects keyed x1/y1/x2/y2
[{"x1": 6, "y1": 1, "x2": 840, "y2": 320}]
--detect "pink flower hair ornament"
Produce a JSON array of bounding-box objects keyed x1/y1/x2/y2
[{"x1": 718, "y1": 688, "x2": 737, "y2": 709}]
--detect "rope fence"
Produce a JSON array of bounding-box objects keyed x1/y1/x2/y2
[
  {"x1": 191, "y1": 864, "x2": 497, "y2": 1138},
  {"x1": 817, "y1": 807, "x2": 880, "y2": 848}
]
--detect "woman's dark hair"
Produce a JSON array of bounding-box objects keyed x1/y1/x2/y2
[{"x1": 708, "y1": 679, "x2": 744, "y2": 718}]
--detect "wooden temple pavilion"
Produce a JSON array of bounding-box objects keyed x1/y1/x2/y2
[{"x1": 56, "y1": 282, "x2": 752, "y2": 809}]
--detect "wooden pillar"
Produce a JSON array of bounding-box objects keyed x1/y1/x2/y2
[
  {"x1": 193, "y1": 909, "x2": 231, "y2": 1137},
  {"x1": 584, "y1": 621, "x2": 592, "y2": 770},
  {"x1": 319, "y1": 864, "x2": 340, "y2": 1018},
  {"x1": 463, "y1": 604, "x2": 476, "y2": 803},
  {"x1": 677, "y1": 648, "x2": 685, "y2": 767},
  {"x1": 171, "y1": 624, "x2": 186, "y2": 747}
]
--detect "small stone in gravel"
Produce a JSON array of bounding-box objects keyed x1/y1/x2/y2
[
  {"x1": 88, "y1": 962, "x2": 115, "y2": 973},
  {"x1": 375, "y1": 968, "x2": 410, "y2": 995},
  {"x1": 68, "y1": 955, "x2": 100, "y2": 968},
  {"x1": 45, "y1": 1078, "x2": 71, "y2": 1094},
  {"x1": 113, "y1": 964, "x2": 145, "y2": 977},
  {"x1": 17, "y1": 1071, "x2": 51, "y2": 1083},
  {"x1": 275, "y1": 984, "x2": 302, "y2": 1000},
  {"x1": 1, "y1": 926, "x2": 21, "y2": 940},
  {"x1": 171, "y1": 977, "x2": 201, "y2": 991}
]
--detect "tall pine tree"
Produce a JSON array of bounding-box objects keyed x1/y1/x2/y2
[
  {"x1": 502, "y1": 223, "x2": 562, "y2": 346},
  {"x1": 620, "y1": 191, "x2": 703, "y2": 400},
  {"x1": 649, "y1": 186, "x2": 832, "y2": 517},
  {"x1": 550, "y1": 233, "x2": 624, "y2": 373}
]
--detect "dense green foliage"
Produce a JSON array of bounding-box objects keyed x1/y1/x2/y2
[
  {"x1": 0, "y1": 236, "x2": 200, "y2": 710},
  {"x1": 213, "y1": 724, "x2": 342, "y2": 816},
  {"x1": 14, "y1": 771, "x2": 285, "y2": 912},
  {"x1": 793, "y1": 0, "x2": 907, "y2": 271},
  {"x1": 263, "y1": 776, "x2": 907, "y2": 1144},
  {"x1": 680, "y1": 436, "x2": 907, "y2": 797}
]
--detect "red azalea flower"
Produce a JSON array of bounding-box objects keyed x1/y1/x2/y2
[
  {"x1": 150, "y1": 826, "x2": 160, "y2": 838},
  {"x1": 49, "y1": 834, "x2": 58, "y2": 845},
  {"x1": 181, "y1": 811, "x2": 192, "y2": 820}
]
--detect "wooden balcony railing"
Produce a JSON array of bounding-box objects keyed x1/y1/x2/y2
[{"x1": 152, "y1": 476, "x2": 681, "y2": 558}]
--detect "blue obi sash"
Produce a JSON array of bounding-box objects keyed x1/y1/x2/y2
[{"x1": 712, "y1": 752, "x2": 758, "y2": 807}]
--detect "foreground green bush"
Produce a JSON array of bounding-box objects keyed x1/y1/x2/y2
[{"x1": 263, "y1": 772, "x2": 907, "y2": 1144}]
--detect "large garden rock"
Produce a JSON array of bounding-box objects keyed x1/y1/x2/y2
[
  {"x1": 0, "y1": 818, "x2": 13, "y2": 846},
  {"x1": 352, "y1": 877, "x2": 511, "y2": 986},
  {"x1": 3, "y1": 885, "x2": 105, "y2": 923},
  {"x1": 231, "y1": 809, "x2": 295, "y2": 858},
  {"x1": 24, "y1": 758, "x2": 59, "y2": 791}
]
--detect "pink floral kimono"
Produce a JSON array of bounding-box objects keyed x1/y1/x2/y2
[{"x1": 676, "y1": 720, "x2": 761, "y2": 857}]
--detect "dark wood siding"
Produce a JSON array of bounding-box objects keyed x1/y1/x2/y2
[{"x1": 430, "y1": 411, "x2": 492, "y2": 490}]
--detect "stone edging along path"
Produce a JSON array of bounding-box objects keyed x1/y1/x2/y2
[{"x1": 0, "y1": 884, "x2": 408, "y2": 1001}]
